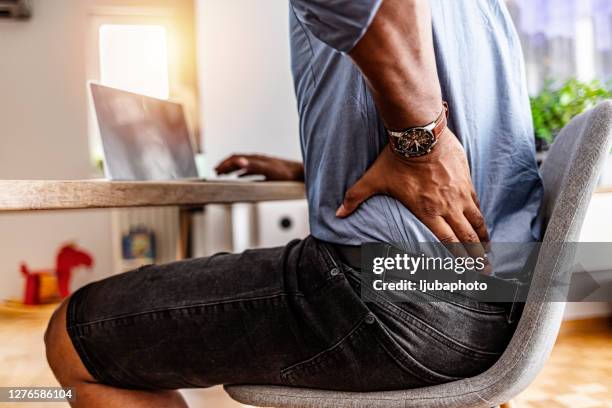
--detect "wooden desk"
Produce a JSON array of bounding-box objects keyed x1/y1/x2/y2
[
  {"x1": 0, "y1": 180, "x2": 306, "y2": 259},
  {"x1": 0, "y1": 180, "x2": 306, "y2": 212}
]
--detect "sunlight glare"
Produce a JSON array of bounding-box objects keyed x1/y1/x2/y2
[{"x1": 99, "y1": 24, "x2": 170, "y2": 99}]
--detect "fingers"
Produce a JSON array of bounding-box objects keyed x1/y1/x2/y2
[
  {"x1": 423, "y1": 216, "x2": 459, "y2": 244},
  {"x1": 425, "y1": 215, "x2": 491, "y2": 274},
  {"x1": 216, "y1": 155, "x2": 273, "y2": 178},
  {"x1": 215, "y1": 155, "x2": 252, "y2": 174},
  {"x1": 464, "y1": 203, "x2": 489, "y2": 243},
  {"x1": 336, "y1": 177, "x2": 376, "y2": 218},
  {"x1": 422, "y1": 216, "x2": 470, "y2": 259},
  {"x1": 467, "y1": 191, "x2": 490, "y2": 254},
  {"x1": 445, "y1": 213, "x2": 487, "y2": 261},
  {"x1": 236, "y1": 158, "x2": 269, "y2": 176}
]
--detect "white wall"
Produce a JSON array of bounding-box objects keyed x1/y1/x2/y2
[
  {"x1": 0, "y1": 0, "x2": 196, "y2": 301},
  {"x1": 195, "y1": 0, "x2": 305, "y2": 253},
  {"x1": 196, "y1": 0, "x2": 301, "y2": 169}
]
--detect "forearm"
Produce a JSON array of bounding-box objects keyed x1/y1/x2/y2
[{"x1": 349, "y1": 0, "x2": 442, "y2": 130}]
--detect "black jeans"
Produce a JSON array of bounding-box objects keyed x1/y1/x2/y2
[{"x1": 67, "y1": 236, "x2": 516, "y2": 391}]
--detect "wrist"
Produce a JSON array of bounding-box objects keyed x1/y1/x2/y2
[{"x1": 375, "y1": 89, "x2": 442, "y2": 131}]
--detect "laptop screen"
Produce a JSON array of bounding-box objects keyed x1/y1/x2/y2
[{"x1": 91, "y1": 83, "x2": 198, "y2": 180}]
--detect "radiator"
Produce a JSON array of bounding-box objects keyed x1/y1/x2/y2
[{"x1": 110, "y1": 207, "x2": 180, "y2": 274}]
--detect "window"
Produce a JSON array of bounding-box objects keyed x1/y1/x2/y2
[
  {"x1": 88, "y1": 22, "x2": 171, "y2": 168},
  {"x1": 98, "y1": 24, "x2": 170, "y2": 99}
]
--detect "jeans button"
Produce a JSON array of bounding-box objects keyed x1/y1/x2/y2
[
  {"x1": 365, "y1": 314, "x2": 376, "y2": 325},
  {"x1": 330, "y1": 267, "x2": 339, "y2": 276}
]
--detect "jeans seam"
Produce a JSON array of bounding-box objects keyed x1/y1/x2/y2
[
  {"x1": 280, "y1": 314, "x2": 369, "y2": 384},
  {"x1": 375, "y1": 300, "x2": 502, "y2": 358},
  {"x1": 66, "y1": 289, "x2": 124, "y2": 386},
  {"x1": 70, "y1": 292, "x2": 304, "y2": 328},
  {"x1": 317, "y1": 241, "x2": 340, "y2": 271},
  {"x1": 371, "y1": 317, "x2": 462, "y2": 383},
  {"x1": 300, "y1": 240, "x2": 344, "y2": 295},
  {"x1": 417, "y1": 290, "x2": 508, "y2": 315}
]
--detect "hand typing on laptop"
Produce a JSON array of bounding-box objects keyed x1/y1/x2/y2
[{"x1": 215, "y1": 154, "x2": 304, "y2": 181}]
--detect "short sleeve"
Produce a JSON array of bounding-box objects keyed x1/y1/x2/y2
[{"x1": 290, "y1": 0, "x2": 383, "y2": 53}]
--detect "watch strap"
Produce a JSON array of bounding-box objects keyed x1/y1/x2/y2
[
  {"x1": 431, "y1": 101, "x2": 449, "y2": 139},
  {"x1": 387, "y1": 102, "x2": 448, "y2": 139}
]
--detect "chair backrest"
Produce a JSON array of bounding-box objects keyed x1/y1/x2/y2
[
  {"x1": 540, "y1": 103, "x2": 612, "y2": 235},
  {"x1": 471, "y1": 100, "x2": 612, "y2": 405}
]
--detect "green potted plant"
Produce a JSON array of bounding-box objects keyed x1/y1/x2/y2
[{"x1": 531, "y1": 78, "x2": 612, "y2": 158}]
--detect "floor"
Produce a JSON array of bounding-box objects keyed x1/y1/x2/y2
[{"x1": 0, "y1": 303, "x2": 610, "y2": 408}]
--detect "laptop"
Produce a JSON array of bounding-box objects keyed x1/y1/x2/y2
[{"x1": 90, "y1": 83, "x2": 200, "y2": 181}]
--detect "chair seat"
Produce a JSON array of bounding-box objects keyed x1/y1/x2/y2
[{"x1": 225, "y1": 378, "x2": 503, "y2": 408}]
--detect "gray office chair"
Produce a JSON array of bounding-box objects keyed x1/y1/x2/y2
[{"x1": 225, "y1": 101, "x2": 612, "y2": 408}]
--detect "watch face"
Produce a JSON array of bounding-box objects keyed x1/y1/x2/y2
[{"x1": 396, "y1": 128, "x2": 435, "y2": 157}]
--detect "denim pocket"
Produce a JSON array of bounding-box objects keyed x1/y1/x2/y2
[
  {"x1": 280, "y1": 313, "x2": 458, "y2": 391},
  {"x1": 339, "y1": 262, "x2": 510, "y2": 379},
  {"x1": 377, "y1": 293, "x2": 515, "y2": 380}
]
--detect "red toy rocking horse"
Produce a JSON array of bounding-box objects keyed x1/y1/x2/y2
[{"x1": 20, "y1": 243, "x2": 94, "y2": 305}]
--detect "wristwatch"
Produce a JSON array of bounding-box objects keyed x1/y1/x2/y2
[{"x1": 386, "y1": 102, "x2": 449, "y2": 158}]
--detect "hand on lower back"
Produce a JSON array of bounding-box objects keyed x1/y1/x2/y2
[{"x1": 336, "y1": 130, "x2": 489, "y2": 259}]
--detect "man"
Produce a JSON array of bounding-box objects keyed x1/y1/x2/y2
[{"x1": 45, "y1": 0, "x2": 542, "y2": 407}]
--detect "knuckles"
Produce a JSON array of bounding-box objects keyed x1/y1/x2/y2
[
  {"x1": 465, "y1": 209, "x2": 486, "y2": 229},
  {"x1": 419, "y1": 205, "x2": 442, "y2": 218},
  {"x1": 461, "y1": 232, "x2": 480, "y2": 243},
  {"x1": 439, "y1": 235, "x2": 458, "y2": 243}
]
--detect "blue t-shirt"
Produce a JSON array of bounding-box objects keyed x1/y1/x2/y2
[{"x1": 289, "y1": 0, "x2": 543, "y2": 277}]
